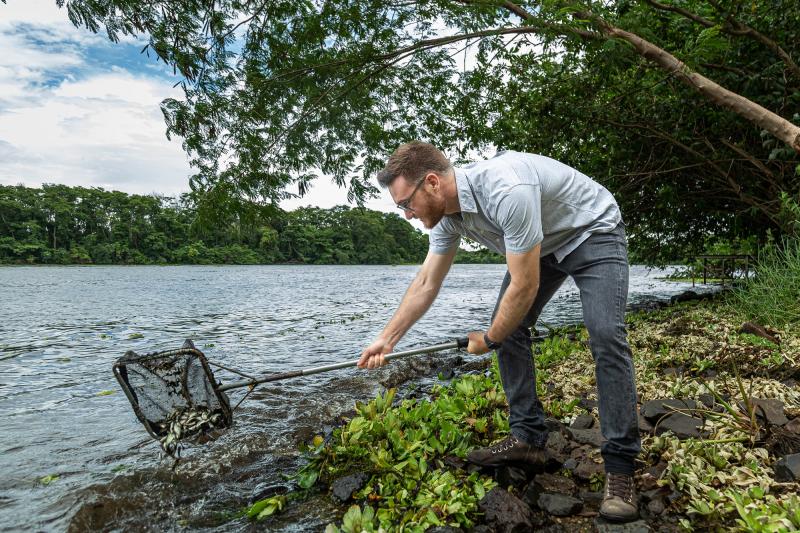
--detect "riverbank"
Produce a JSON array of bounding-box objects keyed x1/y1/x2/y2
[{"x1": 253, "y1": 291, "x2": 800, "y2": 531}]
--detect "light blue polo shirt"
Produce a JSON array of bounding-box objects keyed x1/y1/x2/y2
[{"x1": 429, "y1": 150, "x2": 622, "y2": 262}]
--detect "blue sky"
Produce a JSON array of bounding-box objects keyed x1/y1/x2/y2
[{"x1": 0, "y1": 0, "x2": 397, "y2": 215}]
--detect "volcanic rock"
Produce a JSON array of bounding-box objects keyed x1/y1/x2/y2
[
  {"x1": 785, "y1": 418, "x2": 800, "y2": 434},
  {"x1": 478, "y1": 487, "x2": 535, "y2": 532},
  {"x1": 595, "y1": 517, "x2": 651, "y2": 532},
  {"x1": 655, "y1": 413, "x2": 704, "y2": 439},
  {"x1": 574, "y1": 457, "x2": 604, "y2": 481},
  {"x1": 641, "y1": 399, "x2": 698, "y2": 422},
  {"x1": 523, "y1": 473, "x2": 577, "y2": 506},
  {"x1": 571, "y1": 414, "x2": 595, "y2": 430},
  {"x1": 773, "y1": 453, "x2": 800, "y2": 482},
  {"x1": 331, "y1": 472, "x2": 369, "y2": 502},
  {"x1": 537, "y1": 493, "x2": 583, "y2": 516},
  {"x1": 750, "y1": 398, "x2": 789, "y2": 426},
  {"x1": 568, "y1": 427, "x2": 605, "y2": 448}
]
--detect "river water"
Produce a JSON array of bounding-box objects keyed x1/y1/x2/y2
[{"x1": 0, "y1": 264, "x2": 712, "y2": 532}]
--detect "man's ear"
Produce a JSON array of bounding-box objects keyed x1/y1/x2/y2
[{"x1": 427, "y1": 172, "x2": 440, "y2": 191}]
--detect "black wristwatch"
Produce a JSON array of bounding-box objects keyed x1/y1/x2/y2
[{"x1": 484, "y1": 333, "x2": 502, "y2": 350}]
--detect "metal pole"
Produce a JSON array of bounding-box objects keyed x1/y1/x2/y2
[{"x1": 219, "y1": 339, "x2": 467, "y2": 392}]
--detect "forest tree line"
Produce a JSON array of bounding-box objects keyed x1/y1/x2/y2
[{"x1": 0, "y1": 184, "x2": 503, "y2": 265}]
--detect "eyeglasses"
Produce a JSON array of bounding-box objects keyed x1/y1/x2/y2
[{"x1": 395, "y1": 177, "x2": 426, "y2": 213}]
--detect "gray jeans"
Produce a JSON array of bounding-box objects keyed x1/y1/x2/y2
[{"x1": 492, "y1": 222, "x2": 641, "y2": 474}]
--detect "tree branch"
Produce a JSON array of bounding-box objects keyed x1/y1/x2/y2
[
  {"x1": 644, "y1": 0, "x2": 800, "y2": 82},
  {"x1": 578, "y1": 12, "x2": 800, "y2": 154}
]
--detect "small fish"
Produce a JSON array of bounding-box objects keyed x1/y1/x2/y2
[{"x1": 157, "y1": 406, "x2": 226, "y2": 459}]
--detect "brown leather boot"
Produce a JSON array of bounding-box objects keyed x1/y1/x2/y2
[
  {"x1": 466, "y1": 435, "x2": 548, "y2": 467},
  {"x1": 600, "y1": 472, "x2": 639, "y2": 522}
]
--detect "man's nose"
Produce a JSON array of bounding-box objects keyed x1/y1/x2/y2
[{"x1": 404, "y1": 210, "x2": 414, "y2": 220}]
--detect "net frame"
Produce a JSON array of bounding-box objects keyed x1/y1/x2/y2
[{"x1": 112, "y1": 340, "x2": 233, "y2": 441}]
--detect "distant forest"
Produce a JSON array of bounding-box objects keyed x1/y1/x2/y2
[{"x1": 0, "y1": 184, "x2": 503, "y2": 265}]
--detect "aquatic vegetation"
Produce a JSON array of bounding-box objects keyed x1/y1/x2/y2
[
  {"x1": 246, "y1": 495, "x2": 286, "y2": 520},
  {"x1": 268, "y1": 297, "x2": 800, "y2": 531},
  {"x1": 39, "y1": 475, "x2": 59, "y2": 486},
  {"x1": 299, "y1": 375, "x2": 504, "y2": 530}
]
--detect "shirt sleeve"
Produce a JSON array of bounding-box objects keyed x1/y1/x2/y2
[
  {"x1": 495, "y1": 184, "x2": 542, "y2": 254},
  {"x1": 428, "y1": 217, "x2": 462, "y2": 254}
]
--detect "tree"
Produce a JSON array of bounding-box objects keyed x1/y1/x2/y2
[{"x1": 15, "y1": 1, "x2": 800, "y2": 259}]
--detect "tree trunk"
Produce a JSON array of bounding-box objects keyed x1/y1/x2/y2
[{"x1": 581, "y1": 14, "x2": 800, "y2": 154}]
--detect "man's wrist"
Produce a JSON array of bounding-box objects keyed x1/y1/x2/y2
[{"x1": 484, "y1": 333, "x2": 502, "y2": 350}]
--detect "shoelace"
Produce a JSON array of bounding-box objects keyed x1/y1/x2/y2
[
  {"x1": 490, "y1": 436, "x2": 519, "y2": 454},
  {"x1": 605, "y1": 473, "x2": 634, "y2": 503}
]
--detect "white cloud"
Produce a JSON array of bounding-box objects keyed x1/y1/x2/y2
[{"x1": 0, "y1": 0, "x2": 192, "y2": 196}]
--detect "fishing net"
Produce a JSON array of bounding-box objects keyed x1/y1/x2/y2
[{"x1": 113, "y1": 340, "x2": 232, "y2": 457}]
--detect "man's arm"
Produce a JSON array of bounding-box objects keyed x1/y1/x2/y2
[
  {"x1": 358, "y1": 247, "x2": 457, "y2": 369},
  {"x1": 468, "y1": 244, "x2": 540, "y2": 353}
]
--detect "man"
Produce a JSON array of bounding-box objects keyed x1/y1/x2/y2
[{"x1": 357, "y1": 141, "x2": 641, "y2": 522}]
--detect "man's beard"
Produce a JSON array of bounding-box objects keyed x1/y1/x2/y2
[{"x1": 421, "y1": 210, "x2": 444, "y2": 229}]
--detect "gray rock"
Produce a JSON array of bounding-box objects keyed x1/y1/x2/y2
[
  {"x1": 574, "y1": 458, "x2": 604, "y2": 481},
  {"x1": 750, "y1": 398, "x2": 789, "y2": 426},
  {"x1": 523, "y1": 472, "x2": 577, "y2": 506},
  {"x1": 638, "y1": 414, "x2": 654, "y2": 434},
  {"x1": 647, "y1": 498, "x2": 665, "y2": 515},
  {"x1": 785, "y1": 418, "x2": 800, "y2": 434},
  {"x1": 595, "y1": 517, "x2": 650, "y2": 532},
  {"x1": 571, "y1": 414, "x2": 595, "y2": 430},
  {"x1": 546, "y1": 430, "x2": 571, "y2": 457},
  {"x1": 478, "y1": 487, "x2": 534, "y2": 532},
  {"x1": 331, "y1": 472, "x2": 370, "y2": 502},
  {"x1": 537, "y1": 493, "x2": 583, "y2": 516},
  {"x1": 428, "y1": 527, "x2": 463, "y2": 533},
  {"x1": 579, "y1": 490, "x2": 604, "y2": 504},
  {"x1": 773, "y1": 453, "x2": 800, "y2": 482},
  {"x1": 563, "y1": 458, "x2": 578, "y2": 471},
  {"x1": 568, "y1": 427, "x2": 605, "y2": 448},
  {"x1": 656, "y1": 413, "x2": 704, "y2": 439},
  {"x1": 641, "y1": 399, "x2": 698, "y2": 422},
  {"x1": 496, "y1": 465, "x2": 529, "y2": 488},
  {"x1": 662, "y1": 366, "x2": 683, "y2": 377},
  {"x1": 698, "y1": 393, "x2": 715, "y2": 408},
  {"x1": 545, "y1": 418, "x2": 564, "y2": 432},
  {"x1": 579, "y1": 397, "x2": 599, "y2": 411}
]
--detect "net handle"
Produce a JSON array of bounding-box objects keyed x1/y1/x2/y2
[{"x1": 218, "y1": 337, "x2": 469, "y2": 392}]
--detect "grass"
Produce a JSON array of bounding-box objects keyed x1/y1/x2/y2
[{"x1": 726, "y1": 237, "x2": 800, "y2": 328}]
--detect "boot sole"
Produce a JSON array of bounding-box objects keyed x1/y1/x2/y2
[{"x1": 599, "y1": 509, "x2": 639, "y2": 523}]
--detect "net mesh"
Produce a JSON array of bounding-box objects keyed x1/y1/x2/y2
[{"x1": 113, "y1": 340, "x2": 232, "y2": 456}]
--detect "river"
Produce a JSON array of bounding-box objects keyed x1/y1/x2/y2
[{"x1": 0, "y1": 264, "x2": 712, "y2": 532}]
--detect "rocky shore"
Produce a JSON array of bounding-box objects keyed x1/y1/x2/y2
[{"x1": 250, "y1": 290, "x2": 800, "y2": 531}]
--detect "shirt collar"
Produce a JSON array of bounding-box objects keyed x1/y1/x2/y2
[{"x1": 454, "y1": 167, "x2": 477, "y2": 214}]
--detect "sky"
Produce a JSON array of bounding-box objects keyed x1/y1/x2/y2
[{"x1": 0, "y1": 0, "x2": 401, "y2": 217}]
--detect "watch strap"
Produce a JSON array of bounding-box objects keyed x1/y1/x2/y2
[{"x1": 484, "y1": 333, "x2": 502, "y2": 350}]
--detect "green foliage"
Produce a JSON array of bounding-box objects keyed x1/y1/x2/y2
[
  {"x1": 0, "y1": 184, "x2": 441, "y2": 265},
  {"x1": 726, "y1": 237, "x2": 800, "y2": 326},
  {"x1": 302, "y1": 374, "x2": 506, "y2": 530},
  {"x1": 245, "y1": 495, "x2": 286, "y2": 521},
  {"x1": 55, "y1": 0, "x2": 799, "y2": 264}
]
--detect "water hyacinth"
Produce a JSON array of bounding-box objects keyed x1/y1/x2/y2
[{"x1": 248, "y1": 297, "x2": 800, "y2": 530}]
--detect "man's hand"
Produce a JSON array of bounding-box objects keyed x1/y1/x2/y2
[
  {"x1": 358, "y1": 337, "x2": 394, "y2": 369},
  {"x1": 467, "y1": 331, "x2": 490, "y2": 355}
]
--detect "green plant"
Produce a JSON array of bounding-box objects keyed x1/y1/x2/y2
[
  {"x1": 300, "y1": 373, "x2": 506, "y2": 530},
  {"x1": 727, "y1": 237, "x2": 800, "y2": 327}
]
